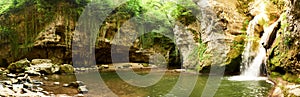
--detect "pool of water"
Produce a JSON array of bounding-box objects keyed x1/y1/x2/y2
[{"x1": 62, "y1": 71, "x2": 273, "y2": 97}]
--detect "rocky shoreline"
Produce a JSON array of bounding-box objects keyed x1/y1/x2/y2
[
  {"x1": 3, "y1": 58, "x2": 293, "y2": 97},
  {"x1": 269, "y1": 78, "x2": 300, "y2": 97},
  {"x1": 0, "y1": 58, "x2": 190, "y2": 96},
  {"x1": 0, "y1": 58, "x2": 88, "y2": 97}
]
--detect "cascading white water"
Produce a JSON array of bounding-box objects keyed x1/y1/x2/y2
[
  {"x1": 241, "y1": 33, "x2": 268, "y2": 77},
  {"x1": 240, "y1": 20, "x2": 256, "y2": 73},
  {"x1": 228, "y1": 19, "x2": 269, "y2": 81}
]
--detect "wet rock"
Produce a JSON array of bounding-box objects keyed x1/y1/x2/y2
[
  {"x1": 0, "y1": 80, "x2": 12, "y2": 85},
  {"x1": 22, "y1": 88, "x2": 33, "y2": 93},
  {"x1": 43, "y1": 77, "x2": 49, "y2": 80},
  {"x1": 31, "y1": 59, "x2": 52, "y2": 65},
  {"x1": 63, "y1": 84, "x2": 69, "y2": 87},
  {"x1": 27, "y1": 76, "x2": 33, "y2": 83},
  {"x1": 25, "y1": 70, "x2": 41, "y2": 76},
  {"x1": 23, "y1": 82, "x2": 33, "y2": 88},
  {"x1": 150, "y1": 65, "x2": 158, "y2": 68},
  {"x1": 68, "y1": 81, "x2": 85, "y2": 88},
  {"x1": 29, "y1": 63, "x2": 58, "y2": 74},
  {"x1": 17, "y1": 73, "x2": 25, "y2": 77},
  {"x1": 41, "y1": 91, "x2": 50, "y2": 95},
  {"x1": 17, "y1": 74, "x2": 28, "y2": 81},
  {"x1": 7, "y1": 58, "x2": 31, "y2": 73},
  {"x1": 68, "y1": 82, "x2": 79, "y2": 88},
  {"x1": 289, "y1": 88, "x2": 300, "y2": 96},
  {"x1": 76, "y1": 81, "x2": 85, "y2": 86},
  {"x1": 75, "y1": 94, "x2": 84, "y2": 97},
  {"x1": 10, "y1": 78, "x2": 19, "y2": 84},
  {"x1": 122, "y1": 64, "x2": 132, "y2": 68},
  {"x1": 12, "y1": 84, "x2": 24, "y2": 92},
  {"x1": 34, "y1": 87, "x2": 44, "y2": 92},
  {"x1": 56, "y1": 94, "x2": 71, "y2": 97},
  {"x1": 32, "y1": 80, "x2": 43, "y2": 85},
  {"x1": 54, "y1": 82, "x2": 60, "y2": 85},
  {"x1": 174, "y1": 69, "x2": 186, "y2": 72},
  {"x1": 0, "y1": 83, "x2": 3, "y2": 89},
  {"x1": 59, "y1": 64, "x2": 74, "y2": 74},
  {"x1": 6, "y1": 73, "x2": 16, "y2": 78},
  {"x1": 78, "y1": 85, "x2": 88, "y2": 94},
  {"x1": 102, "y1": 65, "x2": 109, "y2": 69},
  {"x1": 1, "y1": 88, "x2": 15, "y2": 96}
]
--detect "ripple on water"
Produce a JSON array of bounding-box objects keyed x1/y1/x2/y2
[{"x1": 227, "y1": 76, "x2": 268, "y2": 81}]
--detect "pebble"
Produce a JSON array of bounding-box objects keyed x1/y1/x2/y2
[
  {"x1": 32, "y1": 80, "x2": 43, "y2": 85},
  {"x1": 41, "y1": 91, "x2": 50, "y2": 95},
  {"x1": 102, "y1": 65, "x2": 109, "y2": 69},
  {"x1": 54, "y1": 82, "x2": 60, "y2": 85},
  {"x1": 75, "y1": 94, "x2": 84, "y2": 97},
  {"x1": 63, "y1": 84, "x2": 69, "y2": 87},
  {"x1": 43, "y1": 77, "x2": 48, "y2": 80}
]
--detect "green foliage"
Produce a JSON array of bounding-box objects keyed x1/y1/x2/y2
[
  {"x1": 270, "y1": 0, "x2": 285, "y2": 11},
  {"x1": 236, "y1": 0, "x2": 254, "y2": 16},
  {"x1": 104, "y1": 0, "x2": 198, "y2": 49},
  {"x1": 282, "y1": 73, "x2": 300, "y2": 83},
  {"x1": 0, "y1": 26, "x2": 19, "y2": 57},
  {"x1": 0, "y1": 0, "x2": 88, "y2": 58},
  {"x1": 270, "y1": 72, "x2": 282, "y2": 77},
  {"x1": 279, "y1": 13, "x2": 294, "y2": 47},
  {"x1": 189, "y1": 41, "x2": 209, "y2": 71}
]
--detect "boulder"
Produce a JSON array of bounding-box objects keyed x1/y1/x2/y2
[
  {"x1": 28, "y1": 63, "x2": 59, "y2": 74},
  {"x1": 8, "y1": 59, "x2": 31, "y2": 73},
  {"x1": 78, "y1": 86, "x2": 88, "y2": 94},
  {"x1": 69, "y1": 81, "x2": 85, "y2": 88},
  {"x1": 59, "y1": 64, "x2": 74, "y2": 74},
  {"x1": 31, "y1": 59, "x2": 52, "y2": 65}
]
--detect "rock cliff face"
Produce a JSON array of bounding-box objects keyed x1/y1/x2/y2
[
  {"x1": 2, "y1": 0, "x2": 297, "y2": 75},
  {"x1": 267, "y1": 0, "x2": 300, "y2": 78},
  {"x1": 0, "y1": 0, "x2": 180, "y2": 68},
  {"x1": 0, "y1": 0, "x2": 251, "y2": 73},
  {"x1": 192, "y1": 0, "x2": 249, "y2": 74}
]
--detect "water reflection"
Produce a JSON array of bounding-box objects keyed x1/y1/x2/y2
[{"x1": 43, "y1": 72, "x2": 272, "y2": 97}]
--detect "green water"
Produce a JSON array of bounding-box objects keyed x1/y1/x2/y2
[{"x1": 67, "y1": 71, "x2": 272, "y2": 97}]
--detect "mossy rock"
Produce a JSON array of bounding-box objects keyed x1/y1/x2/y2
[
  {"x1": 282, "y1": 73, "x2": 300, "y2": 83},
  {"x1": 270, "y1": 72, "x2": 282, "y2": 77},
  {"x1": 59, "y1": 64, "x2": 75, "y2": 74},
  {"x1": 7, "y1": 58, "x2": 31, "y2": 73},
  {"x1": 222, "y1": 35, "x2": 245, "y2": 74}
]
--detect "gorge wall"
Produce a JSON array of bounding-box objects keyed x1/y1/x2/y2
[{"x1": 1, "y1": 0, "x2": 299, "y2": 77}]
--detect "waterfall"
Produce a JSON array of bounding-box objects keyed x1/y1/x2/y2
[
  {"x1": 228, "y1": 19, "x2": 269, "y2": 81},
  {"x1": 240, "y1": 19, "x2": 268, "y2": 77},
  {"x1": 241, "y1": 31, "x2": 268, "y2": 77},
  {"x1": 228, "y1": 18, "x2": 281, "y2": 81},
  {"x1": 240, "y1": 20, "x2": 256, "y2": 73}
]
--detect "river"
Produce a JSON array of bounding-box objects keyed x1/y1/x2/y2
[{"x1": 42, "y1": 71, "x2": 272, "y2": 97}]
